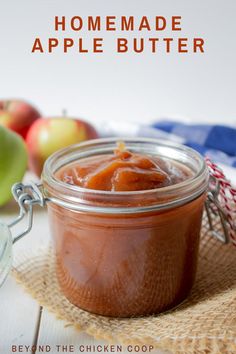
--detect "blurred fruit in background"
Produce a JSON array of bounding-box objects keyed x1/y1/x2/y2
[
  {"x1": 0, "y1": 99, "x2": 40, "y2": 139},
  {"x1": 0, "y1": 126, "x2": 28, "y2": 206},
  {"x1": 26, "y1": 117, "x2": 99, "y2": 176}
]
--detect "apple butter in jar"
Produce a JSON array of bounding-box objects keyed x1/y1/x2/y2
[{"x1": 42, "y1": 138, "x2": 209, "y2": 317}]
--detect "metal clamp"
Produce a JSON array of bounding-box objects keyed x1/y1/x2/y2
[
  {"x1": 8, "y1": 182, "x2": 45, "y2": 244},
  {"x1": 7, "y1": 177, "x2": 232, "y2": 245},
  {"x1": 205, "y1": 175, "x2": 230, "y2": 244}
]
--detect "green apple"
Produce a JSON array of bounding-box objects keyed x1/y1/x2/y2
[{"x1": 0, "y1": 126, "x2": 28, "y2": 206}]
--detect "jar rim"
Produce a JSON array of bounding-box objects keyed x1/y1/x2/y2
[{"x1": 42, "y1": 137, "x2": 209, "y2": 213}]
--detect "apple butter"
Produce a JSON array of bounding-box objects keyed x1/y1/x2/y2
[
  {"x1": 56, "y1": 146, "x2": 192, "y2": 192},
  {"x1": 43, "y1": 138, "x2": 209, "y2": 317}
]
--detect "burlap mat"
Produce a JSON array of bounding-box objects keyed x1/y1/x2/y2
[{"x1": 12, "y1": 213, "x2": 236, "y2": 354}]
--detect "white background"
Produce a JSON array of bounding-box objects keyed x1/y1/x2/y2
[{"x1": 0, "y1": 0, "x2": 236, "y2": 126}]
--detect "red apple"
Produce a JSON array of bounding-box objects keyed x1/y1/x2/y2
[
  {"x1": 26, "y1": 117, "x2": 99, "y2": 176},
  {"x1": 0, "y1": 99, "x2": 41, "y2": 139}
]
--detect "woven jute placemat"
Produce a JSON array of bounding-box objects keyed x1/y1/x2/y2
[{"x1": 12, "y1": 213, "x2": 236, "y2": 354}]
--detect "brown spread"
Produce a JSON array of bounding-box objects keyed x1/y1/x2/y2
[
  {"x1": 56, "y1": 146, "x2": 192, "y2": 191},
  {"x1": 49, "y1": 145, "x2": 205, "y2": 317}
]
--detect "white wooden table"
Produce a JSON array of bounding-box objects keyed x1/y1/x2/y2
[{"x1": 1, "y1": 165, "x2": 235, "y2": 354}]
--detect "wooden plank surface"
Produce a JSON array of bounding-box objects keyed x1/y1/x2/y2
[{"x1": 0, "y1": 275, "x2": 40, "y2": 353}]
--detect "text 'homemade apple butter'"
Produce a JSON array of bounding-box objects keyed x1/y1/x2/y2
[{"x1": 48, "y1": 143, "x2": 206, "y2": 317}]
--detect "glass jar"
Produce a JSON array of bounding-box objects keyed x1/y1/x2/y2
[{"x1": 40, "y1": 138, "x2": 209, "y2": 317}]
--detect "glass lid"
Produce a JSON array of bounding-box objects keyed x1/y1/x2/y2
[{"x1": 0, "y1": 222, "x2": 13, "y2": 287}]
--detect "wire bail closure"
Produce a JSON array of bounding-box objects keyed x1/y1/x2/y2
[
  {"x1": 8, "y1": 182, "x2": 45, "y2": 244},
  {"x1": 8, "y1": 176, "x2": 233, "y2": 245}
]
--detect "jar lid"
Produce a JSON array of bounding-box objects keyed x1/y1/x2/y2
[{"x1": 0, "y1": 222, "x2": 13, "y2": 287}]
